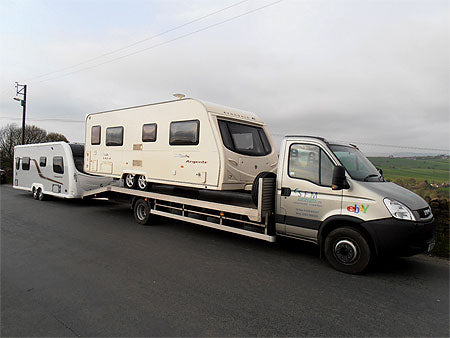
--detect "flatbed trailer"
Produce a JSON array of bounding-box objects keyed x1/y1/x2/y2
[{"x1": 83, "y1": 177, "x2": 277, "y2": 242}]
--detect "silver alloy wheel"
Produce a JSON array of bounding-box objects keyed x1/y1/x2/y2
[
  {"x1": 33, "y1": 187, "x2": 38, "y2": 199},
  {"x1": 137, "y1": 175, "x2": 147, "y2": 190},
  {"x1": 136, "y1": 203, "x2": 147, "y2": 221},
  {"x1": 334, "y1": 239, "x2": 358, "y2": 264},
  {"x1": 125, "y1": 174, "x2": 135, "y2": 188}
]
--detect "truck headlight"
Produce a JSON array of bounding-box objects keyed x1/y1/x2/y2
[{"x1": 383, "y1": 198, "x2": 416, "y2": 221}]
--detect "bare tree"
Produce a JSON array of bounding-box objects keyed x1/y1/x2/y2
[
  {"x1": 0, "y1": 124, "x2": 69, "y2": 175},
  {"x1": 46, "y1": 132, "x2": 69, "y2": 143}
]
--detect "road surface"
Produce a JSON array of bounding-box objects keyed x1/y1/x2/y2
[{"x1": 1, "y1": 185, "x2": 449, "y2": 336}]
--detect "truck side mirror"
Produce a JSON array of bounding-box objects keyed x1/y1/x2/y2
[
  {"x1": 332, "y1": 165, "x2": 347, "y2": 190},
  {"x1": 377, "y1": 167, "x2": 383, "y2": 176}
]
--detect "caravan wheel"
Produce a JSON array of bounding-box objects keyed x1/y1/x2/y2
[
  {"x1": 37, "y1": 188, "x2": 45, "y2": 201},
  {"x1": 32, "y1": 187, "x2": 38, "y2": 200},
  {"x1": 124, "y1": 174, "x2": 137, "y2": 189},
  {"x1": 137, "y1": 175, "x2": 149, "y2": 191}
]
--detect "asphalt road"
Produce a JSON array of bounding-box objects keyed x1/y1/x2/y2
[{"x1": 1, "y1": 185, "x2": 449, "y2": 337}]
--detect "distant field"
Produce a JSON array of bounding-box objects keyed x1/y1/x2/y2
[{"x1": 369, "y1": 157, "x2": 449, "y2": 183}]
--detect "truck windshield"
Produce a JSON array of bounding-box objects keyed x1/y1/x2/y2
[
  {"x1": 330, "y1": 145, "x2": 382, "y2": 182},
  {"x1": 69, "y1": 143, "x2": 85, "y2": 172},
  {"x1": 218, "y1": 119, "x2": 271, "y2": 156}
]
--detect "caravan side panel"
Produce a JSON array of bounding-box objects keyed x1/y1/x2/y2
[{"x1": 85, "y1": 99, "x2": 221, "y2": 189}]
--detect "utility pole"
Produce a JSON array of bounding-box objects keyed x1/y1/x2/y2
[{"x1": 14, "y1": 83, "x2": 27, "y2": 145}]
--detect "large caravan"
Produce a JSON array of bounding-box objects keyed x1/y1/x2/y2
[
  {"x1": 13, "y1": 142, "x2": 113, "y2": 200},
  {"x1": 84, "y1": 98, "x2": 278, "y2": 191}
]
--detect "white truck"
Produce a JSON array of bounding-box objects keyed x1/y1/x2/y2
[
  {"x1": 84, "y1": 98, "x2": 278, "y2": 192},
  {"x1": 13, "y1": 142, "x2": 113, "y2": 200},
  {"x1": 83, "y1": 135, "x2": 436, "y2": 274}
]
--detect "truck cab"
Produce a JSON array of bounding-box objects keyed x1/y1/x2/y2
[{"x1": 275, "y1": 136, "x2": 435, "y2": 273}]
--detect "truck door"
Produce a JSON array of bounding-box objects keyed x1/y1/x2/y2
[{"x1": 278, "y1": 141, "x2": 342, "y2": 241}]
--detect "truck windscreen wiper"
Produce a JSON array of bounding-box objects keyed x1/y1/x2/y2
[{"x1": 363, "y1": 174, "x2": 380, "y2": 181}]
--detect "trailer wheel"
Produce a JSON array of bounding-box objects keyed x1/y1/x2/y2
[
  {"x1": 251, "y1": 172, "x2": 276, "y2": 206},
  {"x1": 32, "y1": 187, "x2": 38, "y2": 200},
  {"x1": 137, "y1": 175, "x2": 149, "y2": 191},
  {"x1": 324, "y1": 227, "x2": 371, "y2": 274},
  {"x1": 134, "y1": 199, "x2": 152, "y2": 225},
  {"x1": 124, "y1": 173, "x2": 137, "y2": 189},
  {"x1": 36, "y1": 188, "x2": 45, "y2": 201}
]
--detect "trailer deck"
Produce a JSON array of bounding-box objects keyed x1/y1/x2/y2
[{"x1": 83, "y1": 178, "x2": 276, "y2": 242}]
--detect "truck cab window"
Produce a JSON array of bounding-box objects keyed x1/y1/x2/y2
[
  {"x1": 40, "y1": 157, "x2": 47, "y2": 167},
  {"x1": 320, "y1": 150, "x2": 334, "y2": 186},
  {"x1": 288, "y1": 144, "x2": 319, "y2": 184},
  {"x1": 53, "y1": 156, "x2": 64, "y2": 174},
  {"x1": 289, "y1": 145, "x2": 335, "y2": 186},
  {"x1": 91, "y1": 125, "x2": 101, "y2": 145},
  {"x1": 22, "y1": 157, "x2": 30, "y2": 171}
]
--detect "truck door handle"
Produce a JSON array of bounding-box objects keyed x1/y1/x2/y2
[{"x1": 281, "y1": 187, "x2": 291, "y2": 196}]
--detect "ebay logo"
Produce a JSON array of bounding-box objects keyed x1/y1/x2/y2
[{"x1": 347, "y1": 204, "x2": 369, "y2": 214}]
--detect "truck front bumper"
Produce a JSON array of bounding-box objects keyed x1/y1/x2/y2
[{"x1": 362, "y1": 217, "x2": 436, "y2": 257}]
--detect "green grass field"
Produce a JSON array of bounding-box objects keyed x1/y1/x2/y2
[{"x1": 369, "y1": 157, "x2": 449, "y2": 183}]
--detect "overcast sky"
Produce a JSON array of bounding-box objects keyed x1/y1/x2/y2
[{"x1": 1, "y1": 0, "x2": 448, "y2": 155}]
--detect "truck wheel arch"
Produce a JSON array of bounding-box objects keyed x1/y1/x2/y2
[{"x1": 318, "y1": 216, "x2": 378, "y2": 258}]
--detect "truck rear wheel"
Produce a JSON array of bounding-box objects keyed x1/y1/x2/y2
[
  {"x1": 125, "y1": 173, "x2": 137, "y2": 189},
  {"x1": 324, "y1": 227, "x2": 371, "y2": 274},
  {"x1": 251, "y1": 172, "x2": 276, "y2": 206},
  {"x1": 134, "y1": 199, "x2": 152, "y2": 225}
]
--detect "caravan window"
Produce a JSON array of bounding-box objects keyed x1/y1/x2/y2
[
  {"x1": 15, "y1": 157, "x2": 20, "y2": 170},
  {"x1": 22, "y1": 157, "x2": 30, "y2": 170},
  {"x1": 40, "y1": 157, "x2": 47, "y2": 167},
  {"x1": 69, "y1": 144, "x2": 85, "y2": 172},
  {"x1": 53, "y1": 156, "x2": 64, "y2": 174},
  {"x1": 142, "y1": 123, "x2": 157, "y2": 142},
  {"x1": 169, "y1": 120, "x2": 199, "y2": 146},
  {"x1": 218, "y1": 120, "x2": 272, "y2": 156},
  {"x1": 106, "y1": 126, "x2": 124, "y2": 146},
  {"x1": 91, "y1": 125, "x2": 101, "y2": 145}
]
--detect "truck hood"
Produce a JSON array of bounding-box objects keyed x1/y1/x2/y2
[{"x1": 365, "y1": 182, "x2": 428, "y2": 210}]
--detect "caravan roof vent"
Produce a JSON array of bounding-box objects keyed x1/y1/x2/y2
[{"x1": 173, "y1": 93, "x2": 185, "y2": 100}]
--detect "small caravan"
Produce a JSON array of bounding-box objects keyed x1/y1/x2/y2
[
  {"x1": 13, "y1": 142, "x2": 113, "y2": 200},
  {"x1": 84, "y1": 98, "x2": 278, "y2": 191}
]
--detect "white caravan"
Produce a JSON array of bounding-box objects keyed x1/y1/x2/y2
[
  {"x1": 13, "y1": 142, "x2": 113, "y2": 200},
  {"x1": 84, "y1": 98, "x2": 278, "y2": 191}
]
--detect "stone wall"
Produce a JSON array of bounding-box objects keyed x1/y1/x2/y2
[{"x1": 428, "y1": 198, "x2": 449, "y2": 257}]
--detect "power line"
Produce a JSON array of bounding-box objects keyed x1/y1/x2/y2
[
  {"x1": 28, "y1": 0, "x2": 251, "y2": 82},
  {"x1": 270, "y1": 133, "x2": 449, "y2": 152},
  {"x1": 37, "y1": 0, "x2": 284, "y2": 84},
  {"x1": 0, "y1": 116, "x2": 84, "y2": 123}
]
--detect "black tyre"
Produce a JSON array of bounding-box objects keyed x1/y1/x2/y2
[
  {"x1": 324, "y1": 227, "x2": 371, "y2": 274},
  {"x1": 124, "y1": 173, "x2": 137, "y2": 189},
  {"x1": 137, "y1": 175, "x2": 150, "y2": 191},
  {"x1": 251, "y1": 171, "x2": 276, "y2": 206},
  {"x1": 133, "y1": 199, "x2": 152, "y2": 225},
  {"x1": 37, "y1": 188, "x2": 45, "y2": 201},
  {"x1": 32, "y1": 187, "x2": 38, "y2": 200}
]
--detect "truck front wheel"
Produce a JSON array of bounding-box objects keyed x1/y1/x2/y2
[
  {"x1": 324, "y1": 227, "x2": 371, "y2": 274},
  {"x1": 133, "y1": 199, "x2": 152, "y2": 225}
]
